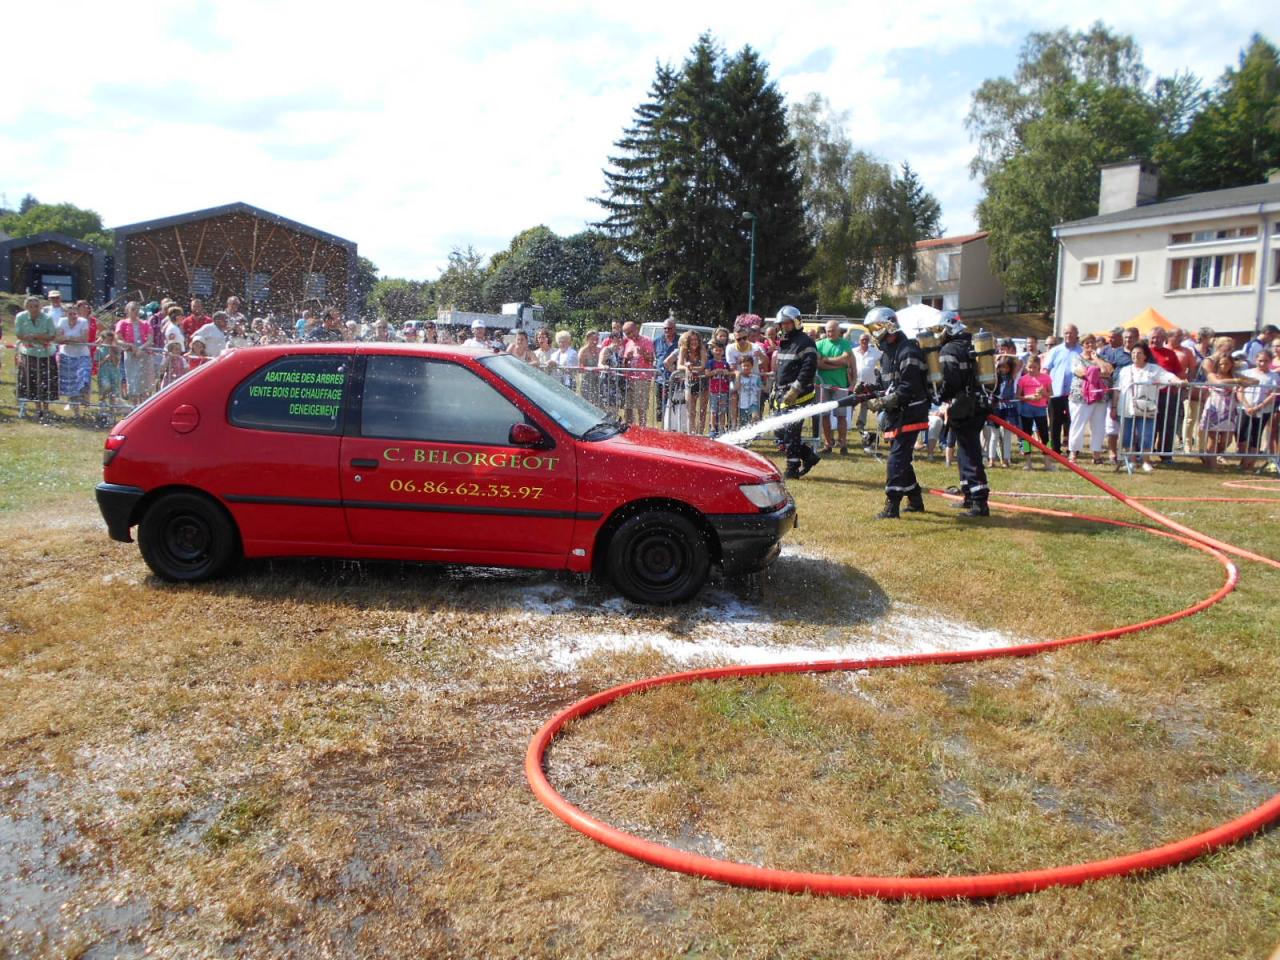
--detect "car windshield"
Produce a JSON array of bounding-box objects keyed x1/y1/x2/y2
[{"x1": 480, "y1": 353, "x2": 619, "y2": 439}]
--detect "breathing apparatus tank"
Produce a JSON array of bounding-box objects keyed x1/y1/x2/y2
[
  {"x1": 972, "y1": 330, "x2": 997, "y2": 387},
  {"x1": 916, "y1": 328, "x2": 943, "y2": 389}
]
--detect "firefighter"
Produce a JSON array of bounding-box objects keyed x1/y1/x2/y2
[
  {"x1": 936, "y1": 314, "x2": 990, "y2": 518},
  {"x1": 771, "y1": 305, "x2": 820, "y2": 479},
  {"x1": 865, "y1": 307, "x2": 929, "y2": 519}
]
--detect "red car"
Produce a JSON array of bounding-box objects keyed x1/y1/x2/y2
[{"x1": 96, "y1": 343, "x2": 796, "y2": 604}]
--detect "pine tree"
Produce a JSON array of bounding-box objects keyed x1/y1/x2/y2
[{"x1": 596, "y1": 34, "x2": 809, "y2": 322}]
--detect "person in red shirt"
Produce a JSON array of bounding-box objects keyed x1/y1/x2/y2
[
  {"x1": 181, "y1": 298, "x2": 212, "y2": 341},
  {"x1": 620, "y1": 320, "x2": 655, "y2": 427},
  {"x1": 1147, "y1": 327, "x2": 1183, "y2": 461}
]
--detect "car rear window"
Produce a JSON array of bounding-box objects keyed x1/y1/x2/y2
[{"x1": 229, "y1": 355, "x2": 349, "y2": 434}]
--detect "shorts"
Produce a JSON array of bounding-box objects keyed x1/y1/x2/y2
[
  {"x1": 739, "y1": 403, "x2": 760, "y2": 421},
  {"x1": 821, "y1": 384, "x2": 851, "y2": 420},
  {"x1": 1106, "y1": 408, "x2": 1119, "y2": 437},
  {"x1": 709, "y1": 392, "x2": 731, "y2": 414}
]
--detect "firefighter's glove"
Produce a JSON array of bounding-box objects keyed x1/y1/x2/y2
[
  {"x1": 867, "y1": 396, "x2": 885, "y2": 412},
  {"x1": 781, "y1": 384, "x2": 811, "y2": 408}
]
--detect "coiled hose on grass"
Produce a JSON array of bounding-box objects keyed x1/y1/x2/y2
[{"x1": 524, "y1": 415, "x2": 1279, "y2": 899}]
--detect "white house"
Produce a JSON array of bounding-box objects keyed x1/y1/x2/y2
[
  {"x1": 1053, "y1": 161, "x2": 1280, "y2": 336},
  {"x1": 894, "y1": 231, "x2": 1014, "y2": 317}
]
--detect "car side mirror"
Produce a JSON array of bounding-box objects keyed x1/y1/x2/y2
[{"x1": 509, "y1": 423, "x2": 547, "y2": 447}]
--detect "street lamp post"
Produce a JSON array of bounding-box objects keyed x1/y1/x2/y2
[{"x1": 742, "y1": 211, "x2": 757, "y2": 315}]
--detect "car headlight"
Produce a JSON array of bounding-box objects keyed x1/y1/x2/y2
[{"x1": 739, "y1": 481, "x2": 788, "y2": 510}]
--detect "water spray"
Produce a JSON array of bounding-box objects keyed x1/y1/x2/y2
[{"x1": 716, "y1": 394, "x2": 865, "y2": 447}]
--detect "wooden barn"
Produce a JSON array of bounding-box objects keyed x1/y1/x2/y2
[
  {"x1": 112, "y1": 203, "x2": 357, "y2": 318},
  {"x1": 0, "y1": 232, "x2": 109, "y2": 301}
]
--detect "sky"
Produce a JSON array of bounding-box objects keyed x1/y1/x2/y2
[{"x1": 2, "y1": 0, "x2": 1268, "y2": 280}]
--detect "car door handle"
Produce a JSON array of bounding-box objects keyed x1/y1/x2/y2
[{"x1": 350, "y1": 459, "x2": 379, "y2": 469}]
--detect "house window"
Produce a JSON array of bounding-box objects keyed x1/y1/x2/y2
[
  {"x1": 250, "y1": 272, "x2": 271, "y2": 301},
  {"x1": 935, "y1": 252, "x2": 961, "y2": 282},
  {"x1": 1167, "y1": 252, "x2": 1256, "y2": 291},
  {"x1": 304, "y1": 272, "x2": 328, "y2": 298},
  {"x1": 1169, "y1": 226, "x2": 1259, "y2": 246},
  {"x1": 1080, "y1": 261, "x2": 1101, "y2": 284},
  {"x1": 1272, "y1": 253, "x2": 1280, "y2": 286},
  {"x1": 922, "y1": 296, "x2": 944, "y2": 309},
  {"x1": 190, "y1": 266, "x2": 214, "y2": 297},
  {"x1": 1113, "y1": 258, "x2": 1136, "y2": 282}
]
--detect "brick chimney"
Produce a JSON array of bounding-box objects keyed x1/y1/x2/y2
[{"x1": 1098, "y1": 160, "x2": 1160, "y2": 215}]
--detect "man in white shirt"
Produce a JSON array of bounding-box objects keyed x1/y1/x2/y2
[
  {"x1": 463, "y1": 319, "x2": 491, "y2": 349},
  {"x1": 192, "y1": 312, "x2": 230, "y2": 357},
  {"x1": 850, "y1": 330, "x2": 882, "y2": 441}
]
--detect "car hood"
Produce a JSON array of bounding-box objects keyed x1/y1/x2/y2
[{"x1": 599, "y1": 426, "x2": 777, "y2": 477}]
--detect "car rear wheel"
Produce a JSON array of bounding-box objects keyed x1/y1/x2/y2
[
  {"x1": 138, "y1": 492, "x2": 239, "y2": 583},
  {"x1": 606, "y1": 510, "x2": 710, "y2": 605}
]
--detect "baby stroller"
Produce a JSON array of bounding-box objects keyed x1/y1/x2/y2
[{"x1": 662, "y1": 371, "x2": 691, "y2": 432}]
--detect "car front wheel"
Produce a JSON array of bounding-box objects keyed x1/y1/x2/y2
[
  {"x1": 606, "y1": 510, "x2": 710, "y2": 605},
  {"x1": 138, "y1": 492, "x2": 239, "y2": 583}
]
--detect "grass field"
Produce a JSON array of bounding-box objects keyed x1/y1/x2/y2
[{"x1": 1, "y1": 415, "x2": 1278, "y2": 959}]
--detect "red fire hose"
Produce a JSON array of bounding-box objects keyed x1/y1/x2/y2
[{"x1": 524, "y1": 415, "x2": 1280, "y2": 899}]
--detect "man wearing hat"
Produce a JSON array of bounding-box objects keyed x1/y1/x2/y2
[
  {"x1": 463, "y1": 318, "x2": 491, "y2": 349},
  {"x1": 45, "y1": 289, "x2": 66, "y2": 324}
]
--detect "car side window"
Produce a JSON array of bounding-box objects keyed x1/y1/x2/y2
[
  {"x1": 229, "y1": 355, "x2": 348, "y2": 434},
  {"x1": 361, "y1": 355, "x2": 525, "y2": 445}
]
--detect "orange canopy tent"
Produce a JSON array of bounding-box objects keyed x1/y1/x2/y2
[{"x1": 1129, "y1": 306, "x2": 1177, "y2": 334}]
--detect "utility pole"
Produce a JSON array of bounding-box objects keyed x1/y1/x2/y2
[{"x1": 742, "y1": 211, "x2": 757, "y2": 314}]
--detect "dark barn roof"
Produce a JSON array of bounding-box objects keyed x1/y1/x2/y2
[{"x1": 113, "y1": 202, "x2": 355, "y2": 252}]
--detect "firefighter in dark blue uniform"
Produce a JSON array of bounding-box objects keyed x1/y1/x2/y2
[
  {"x1": 771, "y1": 306, "x2": 821, "y2": 479},
  {"x1": 937, "y1": 316, "x2": 990, "y2": 518},
  {"x1": 865, "y1": 307, "x2": 929, "y2": 519}
]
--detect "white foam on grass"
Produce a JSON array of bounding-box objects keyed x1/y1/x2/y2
[{"x1": 495, "y1": 542, "x2": 1028, "y2": 672}]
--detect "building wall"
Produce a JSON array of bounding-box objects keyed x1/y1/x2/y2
[
  {"x1": 4, "y1": 240, "x2": 98, "y2": 299},
  {"x1": 1057, "y1": 213, "x2": 1275, "y2": 335},
  {"x1": 903, "y1": 246, "x2": 960, "y2": 309},
  {"x1": 119, "y1": 209, "x2": 353, "y2": 317},
  {"x1": 957, "y1": 236, "x2": 1007, "y2": 313}
]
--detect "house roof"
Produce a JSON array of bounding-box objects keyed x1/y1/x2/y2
[
  {"x1": 112, "y1": 202, "x2": 355, "y2": 252},
  {"x1": 0, "y1": 231, "x2": 107, "y2": 255},
  {"x1": 1056, "y1": 181, "x2": 1280, "y2": 233},
  {"x1": 915, "y1": 231, "x2": 988, "y2": 251}
]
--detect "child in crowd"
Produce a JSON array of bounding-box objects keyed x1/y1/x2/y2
[
  {"x1": 95, "y1": 331, "x2": 122, "y2": 405},
  {"x1": 735, "y1": 356, "x2": 762, "y2": 426},
  {"x1": 160, "y1": 340, "x2": 186, "y2": 388},
  {"x1": 1017, "y1": 353, "x2": 1053, "y2": 469},
  {"x1": 706, "y1": 343, "x2": 732, "y2": 435},
  {"x1": 186, "y1": 337, "x2": 208, "y2": 371}
]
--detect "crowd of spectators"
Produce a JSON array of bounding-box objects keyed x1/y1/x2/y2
[{"x1": 5, "y1": 290, "x2": 1278, "y2": 473}]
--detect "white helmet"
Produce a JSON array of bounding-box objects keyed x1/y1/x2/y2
[
  {"x1": 863, "y1": 306, "x2": 899, "y2": 344},
  {"x1": 937, "y1": 310, "x2": 966, "y2": 337},
  {"x1": 776, "y1": 305, "x2": 802, "y2": 326}
]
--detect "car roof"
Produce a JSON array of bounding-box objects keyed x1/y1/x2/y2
[{"x1": 231, "y1": 342, "x2": 496, "y2": 359}]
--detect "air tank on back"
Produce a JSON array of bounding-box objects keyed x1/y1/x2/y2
[{"x1": 972, "y1": 330, "x2": 997, "y2": 387}]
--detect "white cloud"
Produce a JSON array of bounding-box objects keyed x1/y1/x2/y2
[{"x1": 4, "y1": 0, "x2": 1268, "y2": 282}]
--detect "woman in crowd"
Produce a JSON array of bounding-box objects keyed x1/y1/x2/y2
[
  {"x1": 596, "y1": 334, "x2": 625, "y2": 415},
  {"x1": 578, "y1": 331, "x2": 601, "y2": 405},
  {"x1": 550, "y1": 330, "x2": 579, "y2": 389},
  {"x1": 668, "y1": 329, "x2": 709, "y2": 434},
  {"x1": 55, "y1": 299, "x2": 94, "y2": 412},
  {"x1": 1114, "y1": 341, "x2": 1185, "y2": 473},
  {"x1": 95, "y1": 330, "x2": 122, "y2": 405},
  {"x1": 1200, "y1": 338, "x2": 1241, "y2": 467},
  {"x1": 1016, "y1": 353, "x2": 1053, "y2": 469},
  {"x1": 116, "y1": 301, "x2": 156, "y2": 405},
  {"x1": 507, "y1": 330, "x2": 536, "y2": 363},
  {"x1": 1237, "y1": 348, "x2": 1277, "y2": 469},
  {"x1": 533, "y1": 328, "x2": 554, "y2": 367},
  {"x1": 15, "y1": 295, "x2": 57, "y2": 419},
  {"x1": 226, "y1": 319, "x2": 254, "y2": 350},
  {"x1": 1067, "y1": 333, "x2": 1115, "y2": 465}
]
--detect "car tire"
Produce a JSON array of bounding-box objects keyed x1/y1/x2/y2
[
  {"x1": 138, "y1": 492, "x2": 239, "y2": 583},
  {"x1": 606, "y1": 510, "x2": 710, "y2": 605}
]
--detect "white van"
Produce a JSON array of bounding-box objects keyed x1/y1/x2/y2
[{"x1": 639, "y1": 321, "x2": 715, "y2": 343}]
